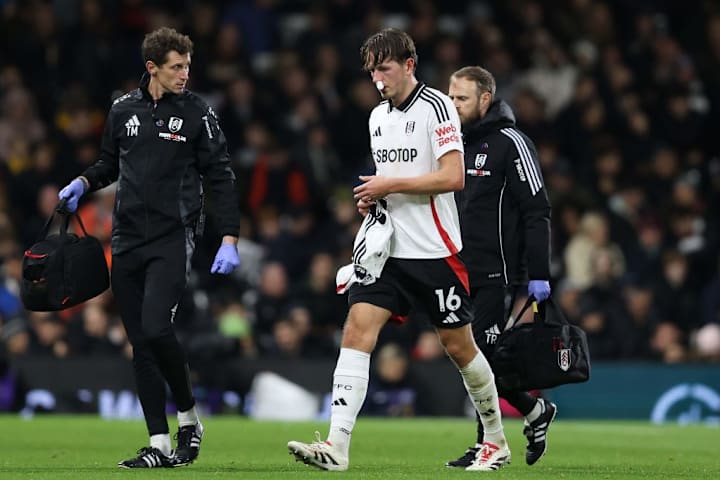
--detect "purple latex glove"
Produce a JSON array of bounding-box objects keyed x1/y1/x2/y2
[
  {"x1": 58, "y1": 178, "x2": 87, "y2": 212},
  {"x1": 528, "y1": 280, "x2": 551, "y2": 302},
  {"x1": 211, "y1": 243, "x2": 240, "y2": 274}
]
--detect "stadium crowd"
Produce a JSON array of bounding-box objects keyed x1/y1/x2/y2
[{"x1": 1, "y1": 0, "x2": 720, "y2": 396}]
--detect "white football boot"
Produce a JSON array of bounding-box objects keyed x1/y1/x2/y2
[
  {"x1": 288, "y1": 431, "x2": 348, "y2": 472},
  {"x1": 465, "y1": 441, "x2": 511, "y2": 471}
]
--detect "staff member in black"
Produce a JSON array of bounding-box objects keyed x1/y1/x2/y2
[
  {"x1": 58, "y1": 27, "x2": 240, "y2": 469},
  {"x1": 446, "y1": 66, "x2": 556, "y2": 467}
]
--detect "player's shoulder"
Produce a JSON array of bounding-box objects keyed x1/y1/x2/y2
[
  {"x1": 420, "y1": 85, "x2": 452, "y2": 102},
  {"x1": 415, "y1": 85, "x2": 454, "y2": 123},
  {"x1": 370, "y1": 100, "x2": 390, "y2": 118}
]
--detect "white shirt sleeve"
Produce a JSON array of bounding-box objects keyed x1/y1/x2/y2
[{"x1": 428, "y1": 94, "x2": 464, "y2": 160}]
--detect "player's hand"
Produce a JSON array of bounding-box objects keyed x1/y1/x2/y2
[
  {"x1": 353, "y1": 175, "x2": 391, "y2": 201},
  {"x1": 357, "y1": 197, "x2": 375, "y2": 217},
  {"x1": 211, "y1": 243, "x2": 240, "y2": 274},
  {"x1": 528, "y1": 280, "x2": 551, "y2": 302},
  {"x1": 58, "y1": 178, "x2": 87, "y2": 212}
]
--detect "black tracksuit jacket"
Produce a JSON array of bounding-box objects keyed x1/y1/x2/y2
[
  {"x1": 81, "y1": 74, "x2": 240, "y2": 254},
  {"x1": 456, "y1": 100, "x2": 551, "y2": 287}
]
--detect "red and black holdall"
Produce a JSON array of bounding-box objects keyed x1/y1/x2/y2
[{"x1": 21, "y1": 201, "x2": 109, "y2": 311}]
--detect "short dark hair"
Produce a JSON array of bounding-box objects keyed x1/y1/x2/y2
[
  {"x1": 360, "y1": 28, "x2": 418, "y2": 72},
  {"x1": 141, "y1": 27, "x2": 194, "y2": 66},
  {"x1": 451, "y1": 66, "x2": 496, "y2": 98}
]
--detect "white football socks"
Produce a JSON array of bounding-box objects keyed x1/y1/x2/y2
[
  {"x1": 459, "y1": 352, "x2": 506, "y2": 447},
  {"x1": 150, "y1": 433, "x2": 172, "y2": 456},
  {"x1": 526, "y1": 398, "x2": 543, "y2": 423},
  {"x1": 327, "y1": 348, "x2": 370, "y2": 456},
  {"x1": 177, "y1": 405, "x2": 199, "y2": 427}
]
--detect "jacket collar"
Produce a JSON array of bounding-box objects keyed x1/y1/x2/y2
[
  {"x1": 464, "y1": 99, "x2": 516, "y2": 140},
  {"x1": 139, "y1": 72, "x2": 184, "y2": 103}
]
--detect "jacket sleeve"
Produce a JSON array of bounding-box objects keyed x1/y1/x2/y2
[
  {"x1": 81, "y1": 111, "x2": 119, "y2": 192},
  {"x1": 502, "y1": 128, "x2": 551, "y2": 280},
  {"x1": 195, "y1": 105, "x2": 241, "y2": 237}
]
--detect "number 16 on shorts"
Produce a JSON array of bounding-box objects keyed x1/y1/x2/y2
[{"x1": 435, "y1": 286, "x2": 462, "y2": 313}]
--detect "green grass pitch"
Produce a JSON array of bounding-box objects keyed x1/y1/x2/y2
[{"x1": 0, "y1": 415, "x2": 718, "y2": 479}]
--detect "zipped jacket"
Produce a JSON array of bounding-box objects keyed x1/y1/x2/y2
[
  {"x1": 455, "y1": 100, "x2": 551, "y2": 286},
  {"x1": 82, "y1": 74, "x2": 240, "y2": 254}
]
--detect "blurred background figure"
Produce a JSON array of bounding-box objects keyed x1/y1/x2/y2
[{"x1": 363, "y1": 343, "x2": 416, "y2": 417}]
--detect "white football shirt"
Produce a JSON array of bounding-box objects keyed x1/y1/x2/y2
[{"x1": 368, "y1": 83, "x2": 464, "y2": 259}]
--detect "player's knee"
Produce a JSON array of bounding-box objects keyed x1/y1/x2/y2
[
  {"x1": 438, "y1": 327, "x2": 477, "y2": 364},
  {"x1": 341, "y1": 318, "x2": 377, "y2": 351},
  {"x1": 441, "y1": 339, "x2": 464, "y2": 362}
]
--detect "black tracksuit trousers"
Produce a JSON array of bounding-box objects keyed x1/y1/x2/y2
[
  {"x1": 472, "y1": 285, "x2": 537, "y2": 442},
  {"x1": 111, "y1": 228, "x2": 196, "y2": 435}
]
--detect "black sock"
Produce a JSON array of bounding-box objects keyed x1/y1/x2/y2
[{"x1": 502, "y1": 390, "x2": 537, "y2": 417}]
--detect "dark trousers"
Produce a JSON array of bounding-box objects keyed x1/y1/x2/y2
[
  {"x1": 471, "y1": 284, "x2": 537, "y2": 441},
  {"x1": 111, "y1": 229, "x2": 196, "y2": 436}
]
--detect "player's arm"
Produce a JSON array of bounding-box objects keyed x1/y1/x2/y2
[{"x1": 353, "y1": 150, "x2": 464, "y2": 200}]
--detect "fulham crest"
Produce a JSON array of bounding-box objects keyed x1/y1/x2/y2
[{"x1": 168, "y1": 116, "x2": 184, "y2": 133}]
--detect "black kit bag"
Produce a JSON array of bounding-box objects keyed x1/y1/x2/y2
[
  {"x1": 21, "y1": 201, "x2": 110, "y2": 311},
  {"x1": 492, "y1": 295, "x2": 591, "y2": 391}
]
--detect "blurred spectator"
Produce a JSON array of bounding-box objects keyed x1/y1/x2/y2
[
  {"x1": 693, "y1": 323, "x2": 720, "y2": 360},
  {"x1": 253, "y1": 261, "x2": 291, "y2": 352},
  {"x1": 246, "y1": 144, "x2": 310, "y2": 213},
  {"x1": 269, "y1": 317, "x2": 304, "y2": 358},
  {"x1": 412, "y1": 330, "x2": 444, "y2": 361},
  {"x1": 0, "y1": 87, "x2": 46, "y2": 169},
  {"x1": 65, "y1": 303, "x2": 125, "y2": 356},
  {"x1": 622, "y1": 281, "x2": 657, "y2": 359},
  {"x1": 8, "y1": 142, "x2": 60, "y2": 223},
  {"x1": 363, "y1": 343, "x2": 416, "y2": 417},
  {"x1": 26, "y1": 311, "x2": 68, "y2": 358},
  {"x1": 21, "y1": 184, "x2": 60, "y2": 248},
  {"x1": 0, "y1": 247, "x2": 22, "y2": 321},
  {"x1": 187, "y1": 300, "x2": 255, "y2": 364},
  {"x1": 564, "y1": 211, "x2": 625, "y2": 290},
  {"x1": 293, "y1": 252, "x2": 347, "y2": 345},
  {"x1": 652, "y1": 251, "x2": 701, "y2": 338}
]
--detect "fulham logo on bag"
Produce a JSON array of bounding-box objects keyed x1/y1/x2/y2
[{"x1": 558, "y1": 348, "x2": 571, "y2": 371}]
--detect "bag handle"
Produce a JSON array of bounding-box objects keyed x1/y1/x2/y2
[
  {"x1": 501, "y1": 294, "x2": 569, "y2": 332},
  {"x1": 35, "y1": 200, "x2": 90, "y2": 242}
]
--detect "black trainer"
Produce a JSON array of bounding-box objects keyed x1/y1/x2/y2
[
  {"x1": 172, "y1": 421, "x2": 204, "y2": 467},
  {"x1": 445, "y1": 446, "x2": 480, "y2": 468},
  {"x1": 118, "y1": 447, "x2": 173, "y2": 468},
  {"x1": 523, "y1": 398, "x2": 557, "y2": 465}
]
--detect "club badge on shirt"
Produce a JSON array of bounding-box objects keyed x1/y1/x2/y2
[
  {"x1": 168, "y1": 116, "x2": 183, "y2": 133},
  {"x1": 467, "y1": 153, "x2": 491, "y2": 176}
]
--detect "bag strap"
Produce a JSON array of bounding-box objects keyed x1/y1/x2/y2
[
  {"x1": 501, "y1": 296, "x2": 535, "y2": 331},
  {"x1": 500, "y1": 294, "x2": 569, "y2": 331},
  {"x1": 71, "y1": 212, "x2": 89, "y2": 237},
  {"x1": 35, "y1": 200, "x2": 89, "y2": 242},
  {"x1": 546, "y1": 296, "x2": 570, "y2": 326}
]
